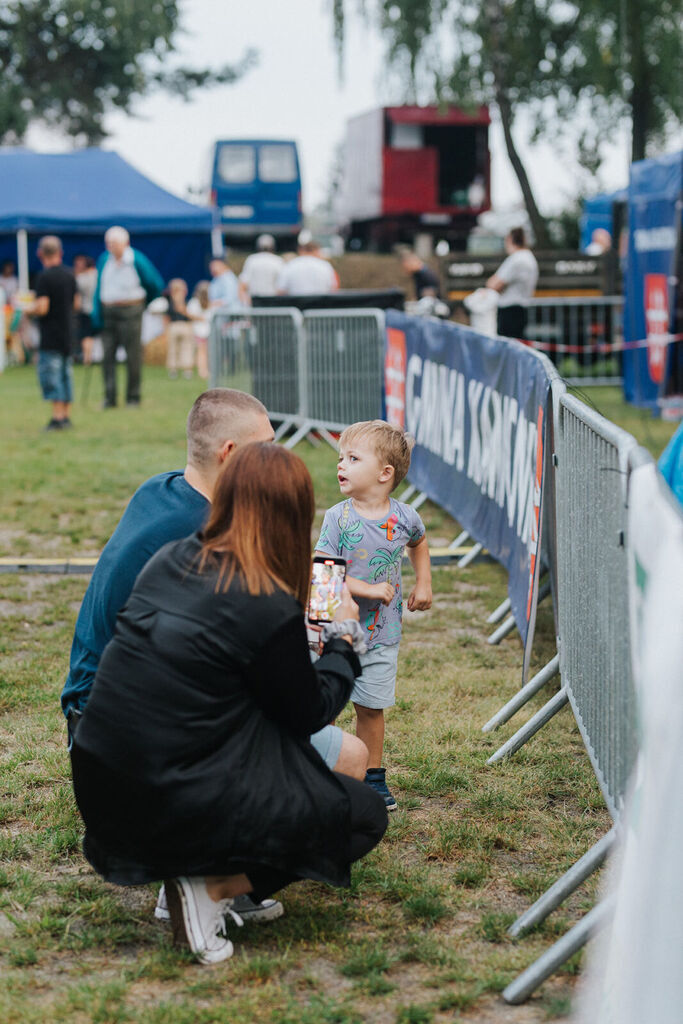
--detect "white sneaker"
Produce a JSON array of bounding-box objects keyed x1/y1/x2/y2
[
  {"x1": 156, "y1": 884, "x2": 283, "y2": 925},
  {"x1": 164, "y1": 877, "x2": 242, "y2": 965},
  {"x1": 232, "y1": 894, "x2": 284, "y2": 923},
  {"x1": 155, "y1": 884, "x2": 169, "y2": 921}
]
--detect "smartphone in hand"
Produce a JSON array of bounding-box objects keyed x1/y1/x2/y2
[{"x1": 308, "y1": 556, "x2": 347, "y2": 624}]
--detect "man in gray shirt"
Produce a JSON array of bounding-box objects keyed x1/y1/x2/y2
[{"x1": 487, "y1": 227, "x2": 539, "y2": 340}]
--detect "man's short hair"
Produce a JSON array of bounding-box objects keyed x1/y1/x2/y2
[
  {"x1": 257, "y1": 234, "x2": 276, "y2": 252},
  {"x1": 339, "y1": 420, "x2": 415, "y2": 490},
  {"x1": 186, "y1": 389, "x2": 268, "y2": 467},
  {"x1": 508, "y1": 227, "x2": 526, "y2": 248},
  {"x1": 105, "y1": 226, "x2": 130, "y2": 246},
  {"x1": 37, "y1": 235, "x2": 62, "y2": 258}
]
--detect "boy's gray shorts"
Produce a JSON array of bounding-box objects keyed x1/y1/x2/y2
[
  {"x1": 351, "y1": 643, "x2": 399, "y2": 709},
  {"x1": 310, "y1": 724, "x2": 343, "y2": 769}
]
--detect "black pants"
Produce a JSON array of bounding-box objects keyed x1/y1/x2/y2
[
  {"x1": 233, "y1": 773, "x2": 388, "y2": 902},
  {"x1": 497, "y1": 304, "x2": 527, "y2": 340},
  {"x1": 101, "y1": 302, "x2": 145, "y2": 406}
]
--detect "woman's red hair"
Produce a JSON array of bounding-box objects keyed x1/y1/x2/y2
[{"x1": 200, "y1": 442, "x2": 314, "y2": 606}]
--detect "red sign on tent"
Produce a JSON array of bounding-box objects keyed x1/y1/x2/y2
[{"x1": 644, "y1": 273, "x2": 670, "y2": 384}]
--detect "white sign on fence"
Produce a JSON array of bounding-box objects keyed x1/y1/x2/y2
[{"x1": 578, "y1": 460, "x2": 683, "y2": 1024}]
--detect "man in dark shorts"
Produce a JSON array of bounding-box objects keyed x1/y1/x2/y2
[
  {"x1": 400, "y1": 250, "x2": 441, "y2": 299},
  {"x1": 32, "y1": 236, "x2": 78, "y2": 431}
]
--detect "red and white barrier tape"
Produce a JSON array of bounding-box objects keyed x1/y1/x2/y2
[{"x1": 520, "y1": 332, "x2": 683, "y2": 355}]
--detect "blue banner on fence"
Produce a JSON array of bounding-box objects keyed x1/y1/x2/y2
[
  {"x1": 623, "y1": 150, "x2": 683, "y2": 408},
  {"x1": 385, "y1": 311, "x2": 551, "y2": 662}
]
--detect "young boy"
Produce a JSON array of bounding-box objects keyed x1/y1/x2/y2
[{"x1": 315, "y1": 420, "x2": 432, "y2": 810}]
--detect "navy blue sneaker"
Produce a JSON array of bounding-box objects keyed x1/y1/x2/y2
[{"x1": 365, "y1": 768, "x2": 397, "y2": 811}]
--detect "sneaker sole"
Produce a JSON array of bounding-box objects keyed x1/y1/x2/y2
[
  {"x1": 238, "y1": 901, "x2": 284, "y2": 923},
  {"x1": 164, "y1": 878, "x2": 233, "y2": 965},
  {"x1": 157, "y1": 900, "x2": 283, "y2": 925}
]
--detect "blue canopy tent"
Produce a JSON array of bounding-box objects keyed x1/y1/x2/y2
[
  {"x1": 623, "y1": 150, "x2": 683, "y2": 408},
  {"x1": 579, "y1": 188, "x2": 627, "y2": 252},
  {"x1": 0, "y1": 148, "x2": 213, "y2": 291}
]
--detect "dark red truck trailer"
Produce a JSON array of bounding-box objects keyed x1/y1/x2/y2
[{"x1": 338, "y1": 105, "x2": 491, "y2": 251}]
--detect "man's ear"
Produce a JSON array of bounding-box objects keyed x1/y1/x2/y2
[
  {"x1": 379, "y1": 464, "x2": 395, "y2": 485},
  {"x1": 218, "y1": 439, "x2": 236, "y2": 463}
]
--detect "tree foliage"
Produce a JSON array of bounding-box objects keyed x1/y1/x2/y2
[
  {"x1": 558, "y1": 0, "x2": 683, "y2": 162},
  {"x1": 331, "y1": 1, "x2": 683, "y2": 243},
  {"x1": 0, "y1": 1, "x2": 256, "y2": 144}
]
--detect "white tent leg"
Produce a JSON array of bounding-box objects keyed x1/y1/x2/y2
[{"x1": 17, "y1": 229, "x2": 29, "y2": 291}]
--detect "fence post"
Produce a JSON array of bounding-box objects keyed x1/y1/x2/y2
[
  {"x1": 503, "y1": 897, "x2": 615, "y2": 1005},
  {"x1": 482, "y1": 653, "x2": 560, "y2": 733},
  {"x1": 486, "y1": 688, "x2": 569, "y2": 764},
  {"x1": 508, "y1": 829, "x2": 615, "y2": 938}
]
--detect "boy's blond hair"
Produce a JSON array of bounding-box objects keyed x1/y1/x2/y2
[{"x1": 339, "y1": 420, "x2": 415, "y2": 491}]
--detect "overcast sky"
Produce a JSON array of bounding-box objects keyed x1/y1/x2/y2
[{"x1": 27, "y1": 0, "x2": 642, "y2": 217}]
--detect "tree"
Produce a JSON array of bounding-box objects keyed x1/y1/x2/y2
[
  {"x1": 0, "y1": 1, "x2": 256, "y2": 145},
  {"x1": 560, "y1": 0, "x2": 683, "y2": 163},
  {"x1": 330, "y1": 0, "x2": 683, "y2": 245}
]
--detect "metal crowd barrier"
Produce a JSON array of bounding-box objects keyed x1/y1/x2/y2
[
  {"x1": 209, "y1": 307, "x2": 385, "y2": 446},
  {"x1": 496, "y1": 388, "x2": 640, "y2": 1004},
  {"x1": 524, "y1": 296, "x2": 623, "y2": 385},
  {"x1": 554, "y1": 394, "x2": 638, "y2": 817},
  {"x1": 209, "y1": 308, "x2": 304, "y2": 437},
  {"x1": 577, "y1": 448, "x2": 683, "y2": 1022},
  {"x1": 303, "y1": 309, "x2": 385, "y2": 426}
]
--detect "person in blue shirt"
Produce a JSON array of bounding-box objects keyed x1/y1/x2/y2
[
  {"x1": 208, "y1": 257, "x2": 239, "y2": 309},
  {"x1": 62, "y1": 389, "x2": 273, "y2": 724},
  {"x1": 62, "y1": 387, "x2": 368, "y2": 923},
  {"x1": 658, "y1": 420, "x2": 683, "y2": 506}
]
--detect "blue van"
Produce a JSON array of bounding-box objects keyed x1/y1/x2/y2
[{"x1": 210, "y1": 139, "x2": 302, "y2": 245}]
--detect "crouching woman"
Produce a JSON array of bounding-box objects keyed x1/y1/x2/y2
[{"x1": 70, "y1": 443, "x2": 387, "y2": 964}]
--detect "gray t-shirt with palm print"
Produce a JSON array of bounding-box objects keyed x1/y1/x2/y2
[{"x1": 316, "y1": 497, "x2": 425, "y2": 649}]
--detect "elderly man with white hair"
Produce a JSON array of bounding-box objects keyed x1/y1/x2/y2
[{"x1": 91, "y1": 226, "x2": 164, "y2": 408}]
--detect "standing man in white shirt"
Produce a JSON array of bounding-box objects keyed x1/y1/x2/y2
[
  {"x1": 238, "y1": 234, "x2": 284, "y2": 304},
  {"x1": 91, "y1": 227, "x2": 164, "y2": 408},
  {"x1": 486, "y1": 227, "x2": 539, "y2": 340},
  {"x1": 277, "y1": 236, "x2": 339, "y2": 297}
]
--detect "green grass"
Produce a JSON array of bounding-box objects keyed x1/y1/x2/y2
[{"x1": 0, "y1": 370, "x2": 670, "y2": 1022}]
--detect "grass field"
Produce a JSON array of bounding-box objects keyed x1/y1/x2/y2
[{"x1": 0, "y1": 365, "x2": 677, "y2": 1024}]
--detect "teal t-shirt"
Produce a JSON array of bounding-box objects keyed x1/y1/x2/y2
[
  {"x1": 61, "y1": 471, "x2": 209, "y2": 717},
  {"x1": 316, "y1": 497, "x2": 425, "y2": 649}
]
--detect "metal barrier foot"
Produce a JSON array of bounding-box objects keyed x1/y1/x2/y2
[
  {"x1": 457, "y1": 541, "x2": 483, "y2": 568},
  {"x1": 487, "y1": 596, "x2": 512, "y2": 625},
  {"x1": 482, "y1": 654, "x2": 560, "y2": 733},
  {"x1": 273, "y1": 418, "x2": 296, "y2": 442},
  {"x1": 508, "y1": 829, "x2": 615, "y2": 938},
  {"x1": 449, "y1": 529, "x2": 470, "y2": 551},
  {"x1": 503, "y1": 896, "x2": 615, "y2": 1004},
  {"x1": 410, "y1": 491, "x2": 429, "y2": 511},
  {"x1": 486, "y1": 688, "x2": 569, "y2": 763},
  {"x1": 316, "y1": 426, "x2": 341, "y2": 451},
  {"x1": 487, "y1": 613, "x2": 516, "y2": 645},
  {"x1": 283, "y1": 421, "x2": 315, "y2": 449},
  {"x1": 486, "y1": 580, "x2": 551, "y2": 645}
]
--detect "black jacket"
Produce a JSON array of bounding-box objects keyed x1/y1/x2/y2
[{"x1": 71, "y1": 533, "x2": 361, "y2": 887}]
